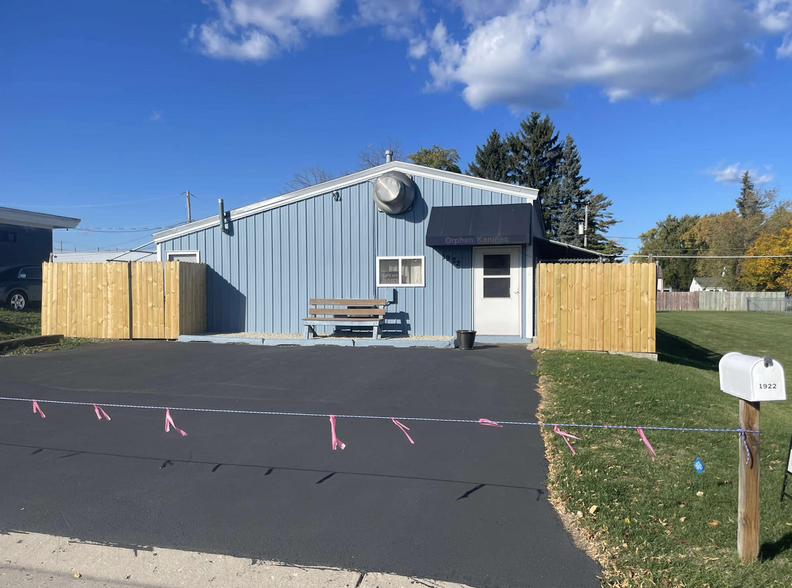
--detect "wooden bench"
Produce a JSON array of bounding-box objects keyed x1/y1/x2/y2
[{"x1": 303, "y1": 299, "x2": 387, "y2": 339}]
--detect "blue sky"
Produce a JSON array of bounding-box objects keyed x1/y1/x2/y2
[{"x1": 2, "y1": 0, "x2": 791, "y2": 255}]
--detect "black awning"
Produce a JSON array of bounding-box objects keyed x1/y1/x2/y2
[
  {"x1": 425, "y1": 203, "x2": 533, "y2": 247},
  {"x1": 533, "y1": 237, "x2": 602, "y2": 262}
]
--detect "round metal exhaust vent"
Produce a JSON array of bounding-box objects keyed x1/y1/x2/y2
[{"x1": 372, "y1": 171, "x2": 415, "y2": 215}]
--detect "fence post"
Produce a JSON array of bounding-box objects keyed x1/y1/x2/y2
[
  {"x1": 738, "y1": 399, "x2": 760, "y2": 563},
  {"x1": 127, "y1": 262, "x2": 133, "y2": 340}
]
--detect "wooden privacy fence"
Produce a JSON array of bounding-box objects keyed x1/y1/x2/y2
[
  {"x1": 656, "y1": 290, "x2": 787, "y2": 312},
  {"x1": 41, "y1": 262, "x2": 206, "y2": 339},
  {"x1": 538, "y1": 263, "x2": 656, "y2": 353}
]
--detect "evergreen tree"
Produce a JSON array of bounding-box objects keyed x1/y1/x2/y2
[
  {"x1": 737, "y1": 171, "x2": 756, "y2": 218},
  {"x1": 506, "y1": 112, "x2": 562, "y2": 228},
  {"x1": 586, "y1": 193, "x2": 625, "y2": 256},
  {"x1": 408, "y1": 145, "x2": 461, "y2": 173},
  {"x1": 467, "y1": 129, "x2": 509, "y2": 182},
  {"x1": 736, "y1": 171, "x2": 774, "y2": 219},
  {"x1": 547, "y1": 135, "x2": 591, "y2": 242},
  {"x1": 543, "y1": 135, "x2": 623, "y2": 254}
]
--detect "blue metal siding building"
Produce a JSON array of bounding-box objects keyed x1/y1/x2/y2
[{"x1": 153, "y1": 162, "x2": 543, "y2": 340}]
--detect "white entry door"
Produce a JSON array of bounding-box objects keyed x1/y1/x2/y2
[{"x1": 473, "y1": 247, "x2": 522, "y2": 336}]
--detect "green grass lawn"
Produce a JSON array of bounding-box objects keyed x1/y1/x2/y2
[
  {"x1": 0, "y1": 306, "x2": 41, "y2": 341},
  {"x1": 0, "y1": 306, "x2": 94, "y2": 354},
  {"x1": 537, "y1": 311, "x2": 792, "y2": 588}
]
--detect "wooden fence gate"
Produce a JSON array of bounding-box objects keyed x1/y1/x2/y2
[
  {"x1": 41, "y1": 262, "x2": 206, "y2": 339},
  {"x1": 537, "y1": 263, "x2": 656, "y2": 354}
]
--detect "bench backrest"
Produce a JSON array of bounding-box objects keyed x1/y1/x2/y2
[
  {"x1": 308, "y1": 298, "x2": 387, "y2": 317},
  {"x1": 309, "y1": 299, "x2": 386, "y2": 306}
]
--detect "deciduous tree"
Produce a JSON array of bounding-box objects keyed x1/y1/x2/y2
[
  {"x1": 686, "y1": 212, "x2": 751, "y2": 290},
  {"x1": 408, "y1": 145, "x2": 461, "y2": 173},
  {"x1": 358, "y1": 139, "x2": 404, "y2": 170},
  {"x1": 286, "y1": 166, "x2": 334, "y2": 190},
  {"x1": 636, "y1": 215, "x2": 701, "y2": 290},
  {"x1": 760, "y1": 200, "x2": 792, "y2": 236},
  {"x1": 742, "y1": 222, "x2": 792, "y2": 292}
]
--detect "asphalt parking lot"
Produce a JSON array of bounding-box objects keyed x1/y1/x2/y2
[{"x1": 0, "y1": 341, "x2": 599, "y2": 588}]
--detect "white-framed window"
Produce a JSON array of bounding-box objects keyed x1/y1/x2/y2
[
  {"x1": 377, "y1": 256, "x2": 425, "y2": 287},
  {"x1": 166, "y1": 250, "x2": 200, "y2": 263}
]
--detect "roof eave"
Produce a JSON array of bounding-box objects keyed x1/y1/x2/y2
[{"x1": 0, "y1": 207, "x2": 81, "y2": 230}]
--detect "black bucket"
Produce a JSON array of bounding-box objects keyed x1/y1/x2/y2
[{"x1": 457, "y1": 330, "x2": 476, "y2": 350}]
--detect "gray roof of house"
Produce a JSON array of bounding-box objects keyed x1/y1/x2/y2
[{"x1": 693, "y1": 277, "x2": 721, "y2": 287}]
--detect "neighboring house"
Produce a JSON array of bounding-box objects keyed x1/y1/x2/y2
[
  {"x1": 53, "y1": 250, "x2": 157, "y2": 263},
  {"x1": 690, "y1": 277, "x2": 725, "y2": 292},
  {"x1": 0, "y1": 207, "x2": 80, "y2": 272},
  {"x1": 152, "y1": 159, "x2": 601, "y2": 342}
]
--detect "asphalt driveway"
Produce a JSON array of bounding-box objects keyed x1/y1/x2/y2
[{"x1": 0, "y1": 342, "x2": 599, "y2": 588}]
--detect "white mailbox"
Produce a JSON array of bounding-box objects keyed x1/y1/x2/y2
[{"x1": 719, "y1": 352, "x2": 786, "y2": 402}]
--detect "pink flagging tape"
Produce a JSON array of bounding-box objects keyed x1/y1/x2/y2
[
  {"x1": 553, "y1": 424, "x2": 581, "y2": 455},
  {"x1": 164, "y1": 408, "x2": 187, "y2": 436},
  {"x1": 329, "y1": 415, "x2": 345, "y2": 450},
  {"x1": 32, "y1": 400, "x2": 46, "y2": 419},
  {"x1": 93, "y1": 404, "x2": 111, "y2": 421},
  {"x1": 391, "y1": 418, "x2": 415, "y2": 444},
  {"x1": 637, "y1": 427, "x2": 656, "y2": 461},
  {"x1": 478, "y1": 418, "x2": 502, "y2": 427}
]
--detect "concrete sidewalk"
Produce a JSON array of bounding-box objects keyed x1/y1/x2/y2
[{"x1": 0, "y1": 530, "x2": 471, "y2": 588}]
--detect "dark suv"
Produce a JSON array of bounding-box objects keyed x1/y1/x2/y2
[{"x1": 0, "y1": 265, "x2": 42, "y2": 311}]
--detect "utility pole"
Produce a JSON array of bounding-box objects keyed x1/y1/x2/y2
[
  {"x1": 584, "y1": 205, "x2": 589, "y2": 249},
  {"x1": 186, "y1": 191, "x2": 193, "y2": 223}
]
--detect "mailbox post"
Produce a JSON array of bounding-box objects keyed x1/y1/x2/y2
[{"x1": 719, "y1": 353, "x2": 786, "y2": 563}]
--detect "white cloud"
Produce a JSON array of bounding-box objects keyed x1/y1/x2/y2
[
  {"x1": 356, "y1": 0, "x2": 422, "y2": 38},
  {"x1": 421, "y1": 0, "x2": 792, "y2": 110},
  {"x1": 448, "y1": 0, "x2": 523, "y2": 24},
  {"x1": 189, "y1": 0, "x2": 342, "y2": 61},
  {"x1": 149, "y1": 110, "x2": 164, "y2": 121},
  {"x1": 755, "y1": 0, "x2": 792, "y2": 32},
  {"x1": 190, "y1": 0, "x2": 423, "y2": 61},
  {"x1": 189, "y1": 1, "x2": 792, "y2": 110},
  {"x1": 408, "y1": 37, "x2": 428, "y2": 59},
  {"x1": 707, "y1": 163, "x2": 774, "y2": 184},
  {"x1": 779, "y1": 31, "x2": 792, "y2": 56}
]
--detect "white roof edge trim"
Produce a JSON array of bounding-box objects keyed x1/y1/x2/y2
[
  {"x1": 152, "y1": 161, "x2": 539, "y2": 243},
  {"x1": 0, "y1": 207, "x2": 81, "y2": 230}
]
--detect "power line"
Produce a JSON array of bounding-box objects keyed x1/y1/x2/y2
[
  {"x1": 101, "y1": 234, "x2": 160, "y2": 250},
  {"x1": 72, "y1": 220, "x2": 184, "y2": 233}
]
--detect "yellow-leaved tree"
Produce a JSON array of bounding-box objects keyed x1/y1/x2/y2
[{"x1": 742, "y1": 222, "x2": 792, "y2": 292}]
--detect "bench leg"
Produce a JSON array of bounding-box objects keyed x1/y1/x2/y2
[
  {"x1": 372, "y1": 325, "x2": 379, "y2": 340},
  {"x1": 304, "y1": 325, "x2": 312, "y2": 340}
]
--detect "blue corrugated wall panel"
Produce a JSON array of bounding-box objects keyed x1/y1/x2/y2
[{"x1": 160, "y1": 175, "x2": 532, "y2": 336}]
